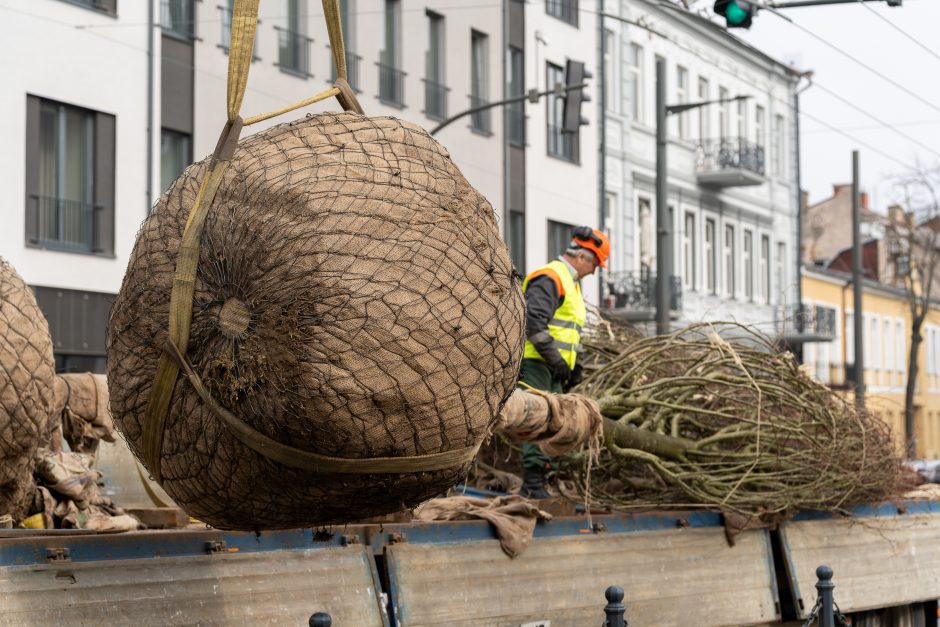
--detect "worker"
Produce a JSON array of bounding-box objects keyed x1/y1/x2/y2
[{"x1": 519, "y1": 225, "x2": 609, "y2": 499}]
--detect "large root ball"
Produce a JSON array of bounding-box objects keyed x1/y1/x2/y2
[
  {"x1": 108, "y1": 112, "x2": 525, "y2": 529},
  {"x1": 0, "y1": 258, "x2": 56, "y2": 520}
]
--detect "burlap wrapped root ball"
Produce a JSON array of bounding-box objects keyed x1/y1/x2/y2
[
  {"x1": 0, "y1": 258, "x2": 56, "y2": 520},
  {"x1": 108, "y1": 112, "x2": 525, "y2": 530}
]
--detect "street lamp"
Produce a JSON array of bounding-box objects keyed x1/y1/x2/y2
[{"x1": 654, "y1": 57, "x2": 750, "y2": 335}]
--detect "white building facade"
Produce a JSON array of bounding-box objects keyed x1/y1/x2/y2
[
  {"x1": 1, "y1": 0, "x2": 598, "y2": 371},
  {"x1": 601, "y1": 0, "x2": 801, "y2": 329}
]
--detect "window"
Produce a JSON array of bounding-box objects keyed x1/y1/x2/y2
[
  {"x1": 705, "y1": 218, "x2": 716, "y2": 294},
  {"x1": 773, "y1": 114, "x2": 785, "y2": 176},
  {"x1": 219, "y1": 1, "x2": 260, "y2": 61},
  {"x1": 754, "y1": 105, "x2": 765, "y2": 149},
  {"x1": 682, "y1": 212, "x2": 696, "y2": 290},
  {"x1": 329, "y1": 0, "x2": 360, "y2": 91},
  {"x1": 736, "y1": 98, "x2": 747, "y2": 140},
  {"x1": 161, "y1": 0, "x2": 194, "y2": 39},
  {"x1": 277, "y1": 0, "x2": 311, "y2": 77},
  {"x1": 25, "y1": 95, "x2": 115, "y2": 256},
  {"x1": 379, "y1": 0, "x2": 404, "y2": 106},
  {"x1": 424, "y1": 11, "x2": 447, "y2": 120},
  {"x1": 897, "y1": 320, "x2": 906, "y2": 375},
  {"x1": 676, "y1": 66, "x2": 688, "y2": 140},
  {"x1": 846, "y1": 311, "x2": 855, "y2": 366},
  {"x1": 548, "y1": 220, "x2": 576, "y2": 259},
  {"x1": 884, "y1": 319, "x2": 894, "y2": 373},
  {"x1": 160, "y1": 129, "x2": 191, "y2": 195},
  {"x1": 724, "y1": 224, "x2": 736, "y2": 297},
  {"x1": 509, "y1": 210, "x2": 526, "y2": 275},
  {"x1": 604, "y1": 30, "x2": 617, "y2": 112},
  {"x1": 546, "y1": 0, "x2": 578, "y2": 26},
  {"x1": 547, "y1": 63, "x2": 576, "y2": 162},
  {"x1": 718, "y1": 87, "x2": 729, "y2": 139},
  {"x1": 697, "y1": 77, "x2": 710, "y2": 140},
  {"x1": 66, "y1": 0, "x2": 117, "y2": 15},
  {"x1": 760, "y1": 234, "x2": 770, "y2": 304},
  {"x1": 628, "y1": 44, "x2": 643, "y2": 122},
  {"x1": 871, "y1": 316, "x2": 880, "y2": 371},
  {"x1": 507, "y1": 47, "x2": 525, "y2": 145},
  {"x1": 470, "y1": 31, "x2": 490, "y2": 133},
  {"x1": 638, "y1": 197, "x2": 653, "y2": 272},
  {"x1": 605, "y1": 193, "x2": 617, "y2": 273},
  {"x1": 775, "y1": 242, "x2": 786, "y2": 302},
  {"x1": 743, "y1": 230, "x2": 753, "y2": 301}
]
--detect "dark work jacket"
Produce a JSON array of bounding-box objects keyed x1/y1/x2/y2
[{"x1": 524, "y1": 274, "x2": 564, "y2": 341}]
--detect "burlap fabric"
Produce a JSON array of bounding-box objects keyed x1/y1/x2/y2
[
  {"x1": 0, "y1": 258, "x2": 55, "y2": 520},
  {"x1": 496, "y1": 389, "x2": 602, "y2": 456},
  {"x1": 414, "y1": 495, "x2": 552, "y2": 558},
  {"x1": 54, "y1": 373, "x2": 116, "y2": 456},
  {"x1": 108, "y1": 112, "x2": 525, "y2": 529}
]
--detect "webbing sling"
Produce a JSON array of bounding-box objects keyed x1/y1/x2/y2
[{"x1": 142, "y1": 0, "x2": 476, "y2": 482}]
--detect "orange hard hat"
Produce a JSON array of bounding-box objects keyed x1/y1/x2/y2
[{"x1": 571, "y1": 226, "x2": 610, "y2": 268}]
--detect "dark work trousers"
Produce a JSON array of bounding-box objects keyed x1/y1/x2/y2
[{"x1": 518, "y1": 358, "x2": 563, "y2": 470}]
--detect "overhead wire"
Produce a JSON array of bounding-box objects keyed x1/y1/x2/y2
[
  {"x1": 589, "y1": 2, "x2": 930, "y2": 172},
  {"x1": 855, "y1": 0, "x2": 940, "y2": 65}
]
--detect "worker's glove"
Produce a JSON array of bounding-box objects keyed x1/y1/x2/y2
[
  {"x1": 529, "y1": 331, "x2": 572, "y2": 384},
  {"x1": 565, "y1": 363, "x2": 583, "y2": 392}
]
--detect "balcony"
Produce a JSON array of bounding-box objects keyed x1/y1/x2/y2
[
  {"x1": 423, "y1": 79, "x2": 449, "y2": 121},
  {"x1": 378, "y1": 63, "x2": 406, "y2": 108},
  {"x1": 776, "y1": 304, "x2": 837, "y2": 344},
  {"x1": 469, "y1": 95, "x2": 491, "y2": 134},
  {"x1": 28, "y1": 195, "x2": 103, "y2": 254},
  {"x1": 329, "y1": 50, "x2": 362, "y2": 93},
  {"x1": 695, "y1": 137, "x2": 765, "y2": 187},
  {"x1": 276, "y1": 26, "x2": 313, "y2": 78},
  {"x1": 602, "y1": 270, "x2": 682, "y2": 322}
]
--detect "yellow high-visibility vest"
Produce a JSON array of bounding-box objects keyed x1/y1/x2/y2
[{"x1": 521, "y1": 259, "x2": 586, "y2": 369}]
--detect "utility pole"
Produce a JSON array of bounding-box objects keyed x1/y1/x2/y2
[
  {"x1": 852, "y1": 150, "x2": 865, "y2": 411},
  {"x1": 655, "y1": 59, "x2": 670, "y2": 336}
]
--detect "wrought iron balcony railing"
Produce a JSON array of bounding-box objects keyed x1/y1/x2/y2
[
  {"x1": 28, "y1": 195, "x2": 103, "y2": 254},
  {"x1": 469, "y1": 95, "x2": 491, "y2": 134},
  {"x1": 329, "y1": 50, "x2": 362, "y2": 92},
  {"x1": 275, "y1": 26, "x2": 313, "y2": 77},
  {"x1": 378, "y1": 63, "x2": 406, "y2": 107},
  {"x1": 696, "y1": 137, "x2": 765, "y2": 177},
  {"x1": 423, "y1": 79, "x2": 449, "y2": 120},
  {"x1": 602, "y1": 270, "x2": 682, "y2": 313},
  {"x1": 775, "y1": 303, "x2": 837, "y2": 342}
]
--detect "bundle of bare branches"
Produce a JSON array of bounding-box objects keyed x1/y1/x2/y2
[{"x1": 564, "y1": 322, "x2": 902, "y2": 526}]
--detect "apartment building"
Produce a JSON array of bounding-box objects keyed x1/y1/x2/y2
[
  {"x1": 601, "y1": 0, "x2": 801, "y2": 329},
  {"x1": 802, "y1": 267, "x2": 940, "y2": 459},
  {"x1": 2, "y1": 0, "x2": 599, "y2": 372}
]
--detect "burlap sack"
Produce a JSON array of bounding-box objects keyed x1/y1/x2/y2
[
  {"x1": 0, "y1": 257, "x2": 56, "y2": 520},
  {"x1": 108, "y1": 112, "x2": 525, "y2": 529}
]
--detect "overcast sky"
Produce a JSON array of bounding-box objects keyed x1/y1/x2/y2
[{"x1": 733, "y1": 0, "x2": 940, "y2": 210}]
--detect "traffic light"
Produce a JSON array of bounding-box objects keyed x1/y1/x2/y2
[
  {"x1": 714, "y1": 0, "x2": 756, "y2": 28},
  {"x1": 562, "y1": 60, "x2": 592, "y2": 134}
]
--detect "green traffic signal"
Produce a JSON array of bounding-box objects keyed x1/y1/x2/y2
[{"x1": 713, "y1": 0, "x2": 755, "y2": 28}]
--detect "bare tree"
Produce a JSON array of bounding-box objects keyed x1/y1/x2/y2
[{"x1": 887, "y1": 166, "x2": 940, "y2": 456}]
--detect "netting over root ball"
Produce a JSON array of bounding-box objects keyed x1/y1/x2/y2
[
  {"x1": 108, "y1": 112, "x2": 525, "y2": 530},
  {"x1": 0, "y1": 257, "x2": 56, "y2": 520}
]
